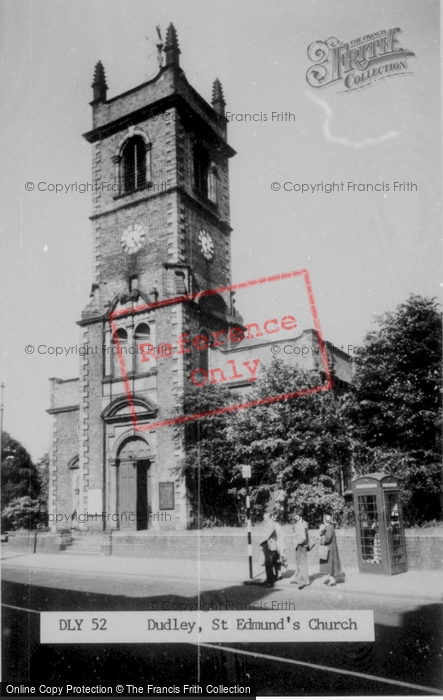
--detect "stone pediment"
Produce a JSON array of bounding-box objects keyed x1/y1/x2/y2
[
  {"x1": 101, "y1": 394, "x2": 157, "y2": 423},
  {"x1": 105, "y1": 289, "x2": 157, "y2": 318},
  {"x1": 80, "y1": 288, "x2": 158, "y2": 324}
]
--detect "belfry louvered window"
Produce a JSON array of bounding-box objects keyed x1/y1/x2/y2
[
  {"x1": 122, "y1": 136, "x2": 147, "y2": 192},
  {"x1": 193, "y1": 143, "x2": 210, "y2": 198}
]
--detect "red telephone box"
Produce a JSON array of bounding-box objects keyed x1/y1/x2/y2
[{"x1": 352, "y1": 473, "x2": 408, "y2": 575}]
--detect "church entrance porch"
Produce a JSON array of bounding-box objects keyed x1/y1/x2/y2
[{"x1": 116, "y1": 437, "x2": 152, "y2": 532}]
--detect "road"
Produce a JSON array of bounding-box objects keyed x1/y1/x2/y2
[{"x1": 2, "y1": 557, "x2": 442, "y2": 695}]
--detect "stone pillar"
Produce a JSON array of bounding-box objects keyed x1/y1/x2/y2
[
  {"x1": 145, "y1": 144, "x2": 152, "y2": 183},
  {"x1": 104, "y1": 327, "x2": 112, "y2": 376},
  {"x1": 109, "y1": 459, "x2": 119, "y2": 530}
]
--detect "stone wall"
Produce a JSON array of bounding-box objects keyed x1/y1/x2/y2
[
  {"x1": 103, "y1": 526, "x2": 443, "y2": 570},
  {"x1": 6, "y1": 526, "x2": 442, "y2": 569},
  {"x1": 7, "y1": 531, "x2": 71, "y2": 553},
  {"x1": 47, "y1": 378, "x2": 79, "y2": 531}
]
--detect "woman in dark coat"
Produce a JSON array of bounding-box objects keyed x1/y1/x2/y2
[
  {"x1": 318, "y1": 514, "x2": 342, "y2": 586},
  {"x1": 259, "y1": 513, "x2": 281, "y2": 587}
]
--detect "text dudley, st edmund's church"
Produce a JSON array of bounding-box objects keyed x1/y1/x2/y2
[{"x1": 47, "y1": 24, "x2": 352, "y2": 535}]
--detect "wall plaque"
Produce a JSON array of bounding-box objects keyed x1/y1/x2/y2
[{"x1": 159, "y1": 481, "x2": 175, "y2": 510}]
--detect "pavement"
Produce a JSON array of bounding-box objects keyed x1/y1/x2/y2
[{"x1": 2, "y1": 545, "x2": 442, "y2": 603}]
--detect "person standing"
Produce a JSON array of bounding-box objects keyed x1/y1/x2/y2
[
  {"x1": 319, "y1": 514, "x2": 343, "y2": 586},
  {"x1": 272, "y1": 513, "x2": 287, "y2": 580},
  {"x1": 259, "y1": 513, "x2": 280, "y2": 587},
  {"x1": 290, "y1": 508, "x2": 310, "y2": 589}
]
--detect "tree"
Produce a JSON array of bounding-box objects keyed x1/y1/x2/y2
[
  {"x1": 1, "y1": 433, "x2": 48, "y2": 531},
  {"x1": 175, "y1": 360, "x2": 351, "y2": 526},
  {"x1": 228, "y1": 360, "x2": 350, "y2": 525},
  {"x1": 174, "y1": 382, "x2": 243, "y2": 526},
  {"x1": 1, "y1": 432, "x2": 40, "y2": 510},
  {"x1": 349, "y1": 295, "x2": 442, "y2": 523},
  {"x1": 36, "y1": 453, "x2": 50, "y2": 507},
  {"x1": 2, "y1": 496, "x2": 47, "y2": 531}
]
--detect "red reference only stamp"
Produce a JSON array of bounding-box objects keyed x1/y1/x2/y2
[{"x1": 110, "y1": 268, "x2": 332, "y2": 431}]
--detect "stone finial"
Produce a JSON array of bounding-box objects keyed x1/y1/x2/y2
[
  {"x1": 211, "y1": 78, "x2": 226, "y2": 116},
  {"x1": 91, "y1": 61, "x2": 108, "y2": 103},
  {"x1": 164, "y1": 23, "x2": 181, "y2": 67}
]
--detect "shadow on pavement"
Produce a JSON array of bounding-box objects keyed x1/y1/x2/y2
[{"x1": 2, "y1": 579, "x2": 442, "y2": 695}]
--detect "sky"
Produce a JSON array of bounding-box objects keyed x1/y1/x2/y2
[{"x1": 0, "y1": 0, "x2": 441, "y2": 460}]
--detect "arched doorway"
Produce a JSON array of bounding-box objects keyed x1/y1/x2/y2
[{"x1": 117, "y1": 437, "x2": 152, "y2": 531}]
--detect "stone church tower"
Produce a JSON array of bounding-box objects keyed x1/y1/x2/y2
[
  {"x1": 47, "y1": 25, "x2": 353, "y2": 536},
  {"x1": 48, "y1": 24, "x2": 238, "y2": 532}
]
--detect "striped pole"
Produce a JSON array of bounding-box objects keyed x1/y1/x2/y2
[{"x1": 246, "y1": 477, "x2": 253, "y2": 578}]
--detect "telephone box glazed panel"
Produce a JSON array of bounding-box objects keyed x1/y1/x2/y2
[{"x1": 352, "y1": 473, "x2": 408, "y2": 575}]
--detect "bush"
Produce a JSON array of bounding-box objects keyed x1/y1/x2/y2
[
  {"x1": 286, "y1": 478, "x2": 345, "y2": 528},
  {"x1": 1, "y1": 496, "x2": 48, "y2": 531}
]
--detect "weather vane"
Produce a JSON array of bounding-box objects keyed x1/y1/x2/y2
[
  {"x1": 155, "y1": 25, "x2": 164, "y2": 67},
  {"x1": 145, "y1": 25, "x2": 163, "y2": 76}
]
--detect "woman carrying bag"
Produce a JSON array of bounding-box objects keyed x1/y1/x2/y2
[
  {"x1": 316, "y1": 514, "x2": 343, "y2": 586},
  {"x1": 290, "y1": 508, "x2": 310, "y2": 589}
]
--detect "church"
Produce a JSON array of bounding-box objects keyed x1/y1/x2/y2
[{"x1": 47, "y1": 25, "x2": 352, "y2": 534}]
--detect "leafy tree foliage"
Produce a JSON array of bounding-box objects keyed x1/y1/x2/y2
[
  {"x1": 175, "y1": 361, "x2": 350, "y2": 526},
  {"x1": 174, "y1": 383, "x2": 243, "y2": 526},
  {"x1": 171, "y1": 295, "x2": 442, "y2": 527},
  {"x1": 1, "y1": 432, "x2": 48, "y2": 530},
  {"x1": 36, "y1": 453, "x2": 50, "y2": 507},
  {"x1": 2, "y1": 496, "x2": 47, "y2": 531},
  {"x1": 349, "y1": 295, "x2": 442, "y2": 523},
  {"x1": 228, "y1": 361, "x2": 349, "y2": 525},
  {"x1": 1, "y1": 432, "x2": 40, "y2": 509}
]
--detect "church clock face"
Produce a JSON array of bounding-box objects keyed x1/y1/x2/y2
[
  {"x1": 198, "y1": 229, "x2": 215, "y2": 261},
  {"x1": 121, "y1": 223, "x2": 146, "y2": 254}
]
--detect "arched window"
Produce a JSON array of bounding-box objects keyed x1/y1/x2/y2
[
  {"x1": 112, "y1": 328, "x2": 128, "y2": 377},
  {"x1": 134, "y1": 323, "x2": 151, "y2": 374},
  {"x1": 208, "y1": 164, "x2": 218, "y2": 204},
  {"x1": 122, "y1": 136, "x2": 147, "y2": 192}
]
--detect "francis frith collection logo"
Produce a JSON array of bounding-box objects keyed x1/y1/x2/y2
[{"x1": 306, "y1": 28, "x2": 416, "y2": 91}]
